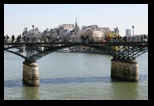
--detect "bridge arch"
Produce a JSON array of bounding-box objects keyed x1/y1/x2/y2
[
  {"x1": 29, "y1": 44, "x2": 113, "y2": 62},
  {"x1": 4, "y1": 45, "x2": 28, "y2": 60},
  {"x1": 4, "y1": 42, "x2": 148, "y2": 62},
  {"x1": 4, "y1": 44, "x2": 113, "y2": 62}
]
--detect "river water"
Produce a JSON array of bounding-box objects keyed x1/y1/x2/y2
[{"x1": 4, "y1": 51, "x2": 148, "y2": 100}]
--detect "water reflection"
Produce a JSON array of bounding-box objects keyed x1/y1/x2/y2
[
  {"x1": 4, "y1": 79, "x2": 23, "y2": 88},
  {"x1": 110, "y1": 82, "x2": 139, "y2": 100},
  {"x1": 22, "y1": 86, "x2": 39, "y2": 100},
  {"x1": 40, "y1": 76, "x2": 111, "y2": 85},
  {"x1": 4, "y1": 76, "x2": 111, "y2": 88}
]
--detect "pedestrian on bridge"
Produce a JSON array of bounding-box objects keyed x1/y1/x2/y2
[
  {"x1": 105, "y1": 35, "x2": 107, "y2": 42},
  {"x1": 144, "y1": 34, "x2": 147, "y2": 42},
  {"x1": 113, "y1": 34, "x2": 116, "y2": 42},
  {"x1": 4, "y1": 36, "x2": 6, "y2": 43},
  {"x1": 27, "y1": 37, "x2": 29, "y2": 42},
  {"x1": 6, "y1": 34, "x2": 9, "y2": 43},
  {"x1": 11, "y1": 35, "x2": 15, "y2": 43},
  {"x1": 107, "y1": 35, "x2": 110, "y2": 42},
  {"x1": 23, "y1": 36, "x2": 26, "y2": 42}
]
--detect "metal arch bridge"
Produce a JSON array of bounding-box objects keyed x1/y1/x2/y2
[{"x1": 4, "y1": 42, "x2": 148, "y2": 62}]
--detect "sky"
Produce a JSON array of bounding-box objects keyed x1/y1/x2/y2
[{"x1": 4, "y1": 4, "x2": 148, "y2": 37}]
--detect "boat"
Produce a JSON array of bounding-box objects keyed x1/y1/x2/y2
[{"x1": 57, "y1": 48, "x2": 70, "y2": 53}]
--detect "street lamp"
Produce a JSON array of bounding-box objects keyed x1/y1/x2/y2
[
  {"x1": 32, "y1": 25, "x2": 34, "y2": 42},
  {"x1": 132, "y1": 25, "x2": 134, "y2": 42},
  {"x1": 32, "y1": 25, "x2": 34, "y2": 29},
  {"x1": 32, "y1": 25, "x2": 34, "y2": 34},
  {"x1": 132, "y1": 25, "x2": 135, "y2": 58}
]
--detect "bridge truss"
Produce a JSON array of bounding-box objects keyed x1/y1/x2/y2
[{"x1": 4, "y1": 42, "x2": 148, "y2": 62}]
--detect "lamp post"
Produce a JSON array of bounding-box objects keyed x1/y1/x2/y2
[
  {"x1": 132, "y1": 25, "x2": 134, "y2": 42},
  {"x1": 32, "y1": 25, "x2": 34, "y2": 34},
  {"x1": 32, "y1": 25, "x2": 34, "y2": 42},
  {"x1": 132, "y1": 25, "x2": 134, "y2": 58}
]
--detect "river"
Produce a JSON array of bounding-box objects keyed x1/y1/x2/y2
[{"x1": 4, "y1": 51, "x2": 148, "y2": 100}]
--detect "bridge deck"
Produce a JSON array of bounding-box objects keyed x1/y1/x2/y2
[{"x1": 4, "y1": 41, "x2": 148, "y2": 62}]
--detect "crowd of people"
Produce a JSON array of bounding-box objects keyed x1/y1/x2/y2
[{"x1": 4, "y1": 34, "x2": 148, "y2": 43}]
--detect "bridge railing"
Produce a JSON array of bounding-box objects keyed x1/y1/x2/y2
[{"x1": 4, "y1": 34, "x2": 148, "y2": 44}]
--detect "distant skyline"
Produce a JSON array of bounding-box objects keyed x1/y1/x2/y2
[{"x1": 4, "y1": 4, "x2": 148, "y2": 37}]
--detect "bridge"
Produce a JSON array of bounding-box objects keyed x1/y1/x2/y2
[{"x1": 4, "y1": 41, "x2": 148, "y2": 86}]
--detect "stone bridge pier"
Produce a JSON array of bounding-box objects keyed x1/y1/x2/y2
[
  {"x1": 23, "y1": 60, "x2": 39, "y2": 86},
  {"x1": 111, "y1": 58, "x2": 138, "y2": 81}
]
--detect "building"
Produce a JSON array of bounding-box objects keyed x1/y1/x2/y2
[
  {"x1": 60, "y1": 24, "x2": 74, "y2": 30},
  {"x1": 22, "y1": 26, "x2": 42, "y2": 39},
  {"x1": 126, "y1": 29, "x2": 131, "y2": 36}
]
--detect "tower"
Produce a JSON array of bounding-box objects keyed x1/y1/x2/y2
[{"x1": 126, "y1": 29, "x2": 131, "y2": 36}]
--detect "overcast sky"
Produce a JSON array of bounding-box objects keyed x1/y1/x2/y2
[{"x1": 4, "y1": 4, "x2": 148, "y2": 37}]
